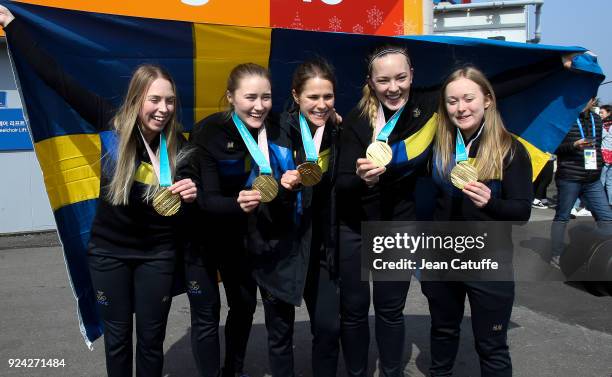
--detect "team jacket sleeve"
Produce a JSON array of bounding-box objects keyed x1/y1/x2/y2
[
  {"x1": 335, "y1": 122, "x2": 368, "y2": 194},
  {"x1": 195, "y1": 142, "x2": 245, "y2": 216},
  {"x1": 482, "y1": 142, "x2": 533, "y2": 221}
]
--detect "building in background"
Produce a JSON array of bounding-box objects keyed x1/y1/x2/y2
[
  {"x1": 0, "y1": 39, "x2": 55, "y2": 234},
  {"x1": 433, "y1": 0, "x2": 543, "y2": 43}
]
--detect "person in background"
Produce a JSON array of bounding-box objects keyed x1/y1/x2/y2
[
  {"x1": 532, "y1": 155, "x2": 555, "y2": 209},
  {"x1": 599, "y1": 104, "x2": 612, "y2": 205},
  {"x1": 551, "y1": 97, "x2": 612, "y2": 267}
]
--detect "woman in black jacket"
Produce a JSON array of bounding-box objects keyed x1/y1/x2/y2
[
  {"x1": 422, "y1": 66, "x2": 532, "y2": 377},
  {"x1": 336, "y1": 45, "x2": 438, "y2": 377},
  {"x1": 188, "y1": 63, "x2": 291, "y2": 377},
  {"x1": 1, "y1": 7, "x2": 198, "y2": 377},
  {"x1": 250, "y1": 59, "x2": 341, "y2": 377}
]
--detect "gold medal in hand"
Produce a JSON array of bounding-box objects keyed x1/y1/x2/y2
[
  {"x1": 450, "y1": 162, "x2": 479, "y2": 189},
  {"x1": 253, "y1": 175, "x2": 279, "y2": 203},
  {"x1": 153, "y1": 188, "x2": 181, "y2": 216},
  {"x1": 366, "y1": 141, "x2": 392, "y2": 168},
  {"x1": 297, "y1": 162, "x2": 322, "y2": 187}
]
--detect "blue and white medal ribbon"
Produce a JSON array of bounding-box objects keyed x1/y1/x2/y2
[
  {"x1": 297, "y1": 112, "x2": 324, "y2": 186},
  {"x1": 140, "y1": 130, "x2": 181, "y2": 216},
  {"x1": 450, "y1": 128, "x2": 480, "y2": 190},
  {"x1": 232, "y1": 112, "x2": 278, "y2": 202},
  {"x1": 366, "y1": 103, "x2": 406, "y2": 168}
]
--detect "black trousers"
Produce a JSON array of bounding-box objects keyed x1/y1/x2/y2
[
  {"x1": 260, "y1": 256, "x2": 340, "y2": 377},
  {"x1": 185, "y1": 241, "x2": 257, "y2": 377},
  {"x1": 89, "y1": 255, "x2": 175, "y2": 377},
  {"x1": 420, "y1": 281, "x2": 514, "y2": 377},
  {"x1": 533, "y1": 160, "x2": 554, "y2": 200},
  {"x1": 339, "y1": 225, "x2": 411, "y2": 377}
]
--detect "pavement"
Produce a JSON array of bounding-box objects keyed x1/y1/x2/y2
[{"x1": 0, "y1": 206, "x2": 611, "y2": 377}]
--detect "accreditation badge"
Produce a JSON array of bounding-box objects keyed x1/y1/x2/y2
[
  {"x1": 253, "y1": 174, "x2": 279, "y2": 203},
  {"x1": 584, "y1": 148, "x2": 598, "y2": 170}
]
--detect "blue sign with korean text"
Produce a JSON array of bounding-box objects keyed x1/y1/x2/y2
[
  {"x1": 0, "y1": 91, "x2": 6, "y2": 108},
  {"x1": 0, "y1": 108, "x2": 32, "y2": 150}
]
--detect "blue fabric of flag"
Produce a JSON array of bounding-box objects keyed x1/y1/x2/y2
[{"x1": 3, "y1": 0, "x2": 605, "y2": 348}]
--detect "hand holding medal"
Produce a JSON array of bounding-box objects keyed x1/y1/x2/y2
[
  {"x1": 169, "y1": 179, "x2": 197, "y2": 203},
  {"x1": 461, "y1": 181, "x2": 491, "y2": 208},
  {"x1": 237, "y1": 189, "x2": 262, "y2": 213},
  {"x1": 281, "y1": 170, "x2": 302, "y2": 190},
  {"x1": 356, "y1": 158, "x2": 386, "y2": 187}
]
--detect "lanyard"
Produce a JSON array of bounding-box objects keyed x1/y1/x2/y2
[
  {"x1": 139, "y1": 131, "x2": 172, "y2": 187},
  {"x1": 576, "y1": 113, "x2": 596, "y2": 140},
  {"x1": 374, "y1": 103, "x2": 405, "y2": 142},
  {"x1": 298, "y1": 112, "x2": 324, "y2": 163},
  {"x1": 455, "y1": 124, "x2": 485, "y2": 164},
  {"x1": 232, "y1": 112, "x2": 272, "y2": 174}
]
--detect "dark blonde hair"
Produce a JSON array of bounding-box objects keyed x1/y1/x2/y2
[
  {"x1": 107, "y1": 64, "x2": 183, "y2": 205},
  {"x1": 222, "y1": 63, "x2": 271, "y2": 114},
  {"x1": 358, "y1": 45, "x2": 412, "y2": 128},
  {"x1": 291, "y1": 58, "x2": 337, "y2": 96},
  {"x1": 434, "y1": 66, "x2": 514, "y2": 182}
]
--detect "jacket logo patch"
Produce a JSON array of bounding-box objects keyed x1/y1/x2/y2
[
  {"x1": 96, "y1": 291, "x2": 109, "y2": 306},
  {"x1": 187, "y1": 281, "x2": 202, "y2": 295},
  {"x1": 412, "y1": 107, "x2": 421, "y2": 118},
  {"x1": 226, "y1": 141, "x2": 234, "y2": 151}
]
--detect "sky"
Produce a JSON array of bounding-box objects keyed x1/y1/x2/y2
[{"x1": 472, "y1": 0, "x2": 611, "y2": 103}]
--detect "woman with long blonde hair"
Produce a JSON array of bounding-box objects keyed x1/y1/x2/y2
[
  {"x1": 423, "y1": 66, "x2": 532, "y2": 377},
  {"x1": 1, "y1": 8, "x2": 197, "y2": 377},
  {"x1": 433, "y1": 66, "x2": 515, "y2": 192}
]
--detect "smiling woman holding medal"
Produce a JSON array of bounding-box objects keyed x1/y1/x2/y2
[
  {"x1": 335, "y1": 45, "x2": 439, "y2": 377},
  {"x1": 0, "y1": 7, "x2": 198, "y2": 377},
  {"x1": 249, "y1": 59, "x2": 341, "y2": 377},
  {"x1": 188, "y1": 63, "x2": 285, "y2": 377},
  {"x1": 422, "y1": 66, "x2": 532, "y2": 377}
]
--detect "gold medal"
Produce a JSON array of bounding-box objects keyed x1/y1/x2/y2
[
  {"x1": 297, "y1": 162, "x2": 323, "y2": 187},
  {"x1": 450, "y1": 162, "x2": 479, "y2": 189},
  {"x1": 366, "y1": 141, "x2": 392, "y2": 168},
  {"x1": 253, "y1": 174, "x2": 278, "y2": 203},
  {"x1": 153, "y1": 188, "x2": 181, "y2": 216}
]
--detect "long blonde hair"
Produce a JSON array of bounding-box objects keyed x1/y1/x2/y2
[
  {"x1": 434, "y1": 66, "x2": 514, "y2": 182},
  {"x1": 358, "y1": 45, "x2": 412, "y2": 129},
  {"x1": 107, "y1": 64, "x2": 183, "y2": 205}
]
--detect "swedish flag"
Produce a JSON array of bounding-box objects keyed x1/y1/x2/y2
[{"x1": 3, "y1": 1, "x2": 603, "y2": 346}]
